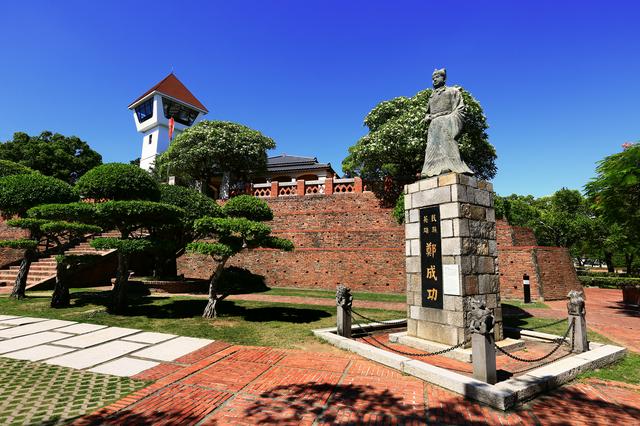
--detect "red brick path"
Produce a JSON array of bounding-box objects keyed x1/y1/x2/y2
[
  {"x1": 524, "y1": 287, "x2": 640, "y2": 353},
  {"x1": 72, "y1": 341, "x2": 640, "y2": 425}
]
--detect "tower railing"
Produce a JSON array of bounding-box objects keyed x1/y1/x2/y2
[{"x1": 252, "y1": 177, "x2": 364, "y2": 198}]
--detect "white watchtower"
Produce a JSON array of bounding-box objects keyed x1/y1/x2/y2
[{"x1": 128, "y1": 73, "x2": 208, "y2": 172}]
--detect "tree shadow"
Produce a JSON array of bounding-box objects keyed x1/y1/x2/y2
[
  {"x1": 63, "y1": 408, "x2": 202, "y2": 426},
  {"x1": 242, "y1": 306, "x2": 331, "y2": 323}
]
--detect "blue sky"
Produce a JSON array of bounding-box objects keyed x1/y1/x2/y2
[{"x1": 1, "y1": 0, "x2": 638, "y2": 197}]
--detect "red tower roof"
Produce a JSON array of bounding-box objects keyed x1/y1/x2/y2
[{"x1": 128, "y1": 73, "x2": 208, "y2": 113}]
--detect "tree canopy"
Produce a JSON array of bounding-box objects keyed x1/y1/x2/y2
[
  {"x1": 0, "y1": 173, "x2": 78, "y2": 217},
  {"x1": 75, "y1": 163, "x2": 161, "y2": 201},
  {"x1": 0, "y1": 160, "x2": 35, "y2": 177},
  {"x1": 585, "y1": 142, "x2": 640, "y2": 273},
  {"x1": 187, "y1": 195, "x2": 293, "y2": 318},
  {"x1": 342, "y1": 87, "x2": 497, "y2": 203},
  {"x1": 0, "y1": 131, "x2": 102, "y2": 183},
  {"x1": 155, "y1": 120, "x2": 275, "y2": 198}
]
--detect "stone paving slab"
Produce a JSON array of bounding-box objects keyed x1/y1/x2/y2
[
  {"x1": 0, "y1": 315, "x2": 18, "y2": 322},
  {"x1": 4, "y1": 343, "x2": 76, "y2": 361},
  {"x1": 0, "y1": 319, "x2": 76, "y2": 338},
  {"x1": 55, "y1": 323, "x2": 108, "y2": 334},
  {"x1": 55, "y1": 326, "x2": 141, "y2": 348},
  {"x1": 0, "y1": 325, "x2": 9, "y2": 330},
  {"x1": 132, "y1": 336, "x2": 213, "y2": 361},
  {"x1": 46, "y1": 340, "x2": 147, "y2": 369},
  {"x1": 0, "y1": 331, "x2": 70, "y2": 354},
  {"x1": 123, "y1": 331, "x2": 177, "y2": 344},
  {"x1": 89, "y1": 357, "x2": 160, "y2": 377},
  {"x1": 0, "y1": 316, "x2": 48, "y2": 326}
]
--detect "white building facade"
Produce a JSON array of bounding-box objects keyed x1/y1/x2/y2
[{"x1": 128, "y1": 73, "x2": 208, "y2": 172}]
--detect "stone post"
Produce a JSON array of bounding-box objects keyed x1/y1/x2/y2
[
  {"x1": 567, "y1": 290, "x2": 588, "y2": 353},
  {"x1": 469, "y1": 297, "x2": 497, "y2": 384},
  {"x1": 404, "y1": 173, "x2": 503, "y2": 347},
  {"x1": 336, "y1": 284, "x2": 353, "y2": 338}
]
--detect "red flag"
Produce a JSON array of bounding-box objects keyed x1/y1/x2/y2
[{"x1": 168, "y1": 117, "x2": 175, "y2": 141}]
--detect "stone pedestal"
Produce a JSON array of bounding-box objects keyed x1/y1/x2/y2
[{"x1": 404, "y1": 173, "x2": 503, "y2": 347}]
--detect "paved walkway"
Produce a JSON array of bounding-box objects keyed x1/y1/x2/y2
[
  {"x1": 0, "y1": 315, "x2": 215, "y2": 377},
  {"x1": 71, "y1": 344, "x2": 640, "y2": 425},
  {"x1": 522, "y1": 288, "x2": 640, "y2": 352}
]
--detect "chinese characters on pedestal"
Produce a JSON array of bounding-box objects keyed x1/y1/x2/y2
[{"x1": 419, "y1": 206, "x2": 443, "y2": 309}]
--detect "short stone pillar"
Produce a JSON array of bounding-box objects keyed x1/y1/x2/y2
[
  {"x1": 470, "y1": 297, "x2": 497, "y2": 384},
  {"x1": 567, "y1": 290, "x2": 588, "y2": 353},
  {"x1": 404, "y1": 173, "x2": 503, "y2": 347},
  {"x1": 336, "y1": 284, "x2": 353, "y2": 338}
]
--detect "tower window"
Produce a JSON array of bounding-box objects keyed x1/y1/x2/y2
[
  {"x1": 162, "y1": 97, "x2": 198, "y2": 126},
  {"x1": 136, "y1": 99, "x2": 154, "y2": 123},
  {"x1": 148, "y1": 134, "x2": 153, "y2": 144}
]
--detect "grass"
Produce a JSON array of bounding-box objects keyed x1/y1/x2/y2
[
  {"x1": 579, "y1": 352, "x2": 640, "y2": 385},
  {"x1": 0, "y1": 289, "x2": 401, "y2": 349},
  {"x1": 262, "y1": 287, "x2": 406, "y2": 303},
  {"x1": 501, "y1": 299, "x2": 549, "y2": 309},
  {"x1": 0, "y1": 357, "x2": 148, "y2": 426}
]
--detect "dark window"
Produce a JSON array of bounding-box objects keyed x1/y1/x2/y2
[
  {"x1": 135, "y1": 99, "x2": 154, "y2": 123},
  {"x1": 162, "y1": 97, "x2": 199, "y2": 126},
  {"x1": 149, "y1": 134, "x2": 153, "y2": 144}
]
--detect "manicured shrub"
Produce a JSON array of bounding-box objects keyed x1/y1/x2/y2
[
  {"x1": 578, "y1": 276, "x2": 640, "y2": 288},
  {"x1": 222, "y1": 195, "x2": 273, "y2": 221},
  {"x1": 159, "y1": 184, "x2": 223, "y2": 222},
  {"x1": 0, "y1": 173, "x2": 77, "y2": 217},
  {"x1": 75, "y1": 163, "x2": 161, "y2": 201},
  {"x1": 0, "y1": 160, "x2": 34, "y2": 177}
]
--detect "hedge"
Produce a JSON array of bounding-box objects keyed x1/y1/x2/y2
[
  {"x1": 578, "y1": 276, "x2": 640, "y2": 288},
  {"x1": 75, "y1": 163, "x2": 161, "y2": 201}
]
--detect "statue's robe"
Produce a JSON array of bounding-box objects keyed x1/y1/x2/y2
[{"x1": 421, "y1": 86, "x2": 473, "y2": 177}]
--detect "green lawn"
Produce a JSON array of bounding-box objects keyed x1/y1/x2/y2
[
  {"x1": 262, "y1": 287, "x2": 406, "y2": 303},
  {"x1": 0, "y1": 289, "x2": 401, "y2": 349},
  {"x1": 501, "y1": 299, "x2": 549, "y2": 309},
  {"x1": 579, "y1": 352, "x2": 640, "y2": 385}
]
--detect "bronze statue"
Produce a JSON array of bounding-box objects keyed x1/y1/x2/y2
[{"x1": 421, "y1": 68, "x2": 474, "y2": 177}]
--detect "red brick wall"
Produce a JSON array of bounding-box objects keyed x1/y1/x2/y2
[
  {"x1": 496, "y1": 220, "x2": 582, "y2": 301},
  {"x1": 178, "y1": 197, "x2": 581, "y2": 299},
  {"x1": 0, "y1": 215, "x2": 28, "y2": 269},
  {"x1": 178, "y1": 193, "x2": 406, "y2": 293}
]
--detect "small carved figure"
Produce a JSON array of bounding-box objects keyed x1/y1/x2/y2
[
  {"x1": 567, "y1": 290, "x2": 586, "y2": 316},
  {"x1": 468, "y1": 296, "x2": 494, "y2": 334},
  {"x1": 336, "y1": 284, "x2": 353, "y2": 308},
  {"x1": 421, "y1": 68, "x2": 474, "y2": 178}
]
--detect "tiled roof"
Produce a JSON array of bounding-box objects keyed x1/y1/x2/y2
[
  {"x1": 128, "y1": 73, "x2": 208, "y2": 113},
  {"x1": 266, "y1": 154, "x2": 334, "y2": 173}
]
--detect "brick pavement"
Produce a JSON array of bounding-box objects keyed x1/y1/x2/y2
[
  {"x1": 523, "y1": 287, "x2": 640, "y2": 352},
  {"x1": 72, "y1": 342, "x2": 640, "y2": 426}
]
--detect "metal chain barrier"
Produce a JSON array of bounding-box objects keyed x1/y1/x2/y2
[
  {"x1": 349, "y1": 308, "x2": 470, "y2": 357},
  {"x1": 494, "y1": 317, "x2": 575, "y2": 363}
]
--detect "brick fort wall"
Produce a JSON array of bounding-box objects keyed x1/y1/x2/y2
[
  {"x1": 178, "y1": 195, "x2": 582, "y2": 300},
  {"x1": 0, "y1": 216, "x2": 28, "y2": 269}
]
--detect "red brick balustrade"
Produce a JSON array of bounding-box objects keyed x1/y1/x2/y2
[{"x1": 254, "y1": 177, "x2": 363, "y2": 199}]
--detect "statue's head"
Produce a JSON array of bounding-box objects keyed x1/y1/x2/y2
[{"x1": 432, "y1": 68, "x2": 446, "y2": 88}]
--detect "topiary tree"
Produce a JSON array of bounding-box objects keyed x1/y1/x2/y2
[
  {"x1": 75, "y1": 163, "x2": 161, "y2": 201},
  {"x1": 187, "y1": 195, "x2": 293, "y2": 318},
  {"x1": 342, "y1": 87, "x2": 496, "y2": 205},
  {"x1": 155, "y1": 120, "x2": 275, "y2": 199},
  {"x1": 0, "y1": 173, "x2": 78, "y2": 218},
  {"x1": 0, "y1": 218, "x2": 101, "y2": 300},
  {"x1": 0, "y1": 160, "x2": 35, "y2": 177},
  {"x1": 89, "y1": 200, "x2": 185, "y2": 313},
  {"x1": 155, "y1": 184, "x2": 224, "y2": 277}
]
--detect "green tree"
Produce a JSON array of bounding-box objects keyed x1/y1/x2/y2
[
  {"x1": 0, "y1": 131, "x2": 102, "y2": 183},
  {"x1": 75, "y1": 163, "x2": 186, "y2": 312},
  {"x1": 0, "y1": 173, "x2": 78, "y2": 218},
  {"x1": 0, "y1": 160, "x2": 35, "y2": 177},
  {"x1": 155, "y1": 120, "x2": 275, "y2": 199},
  {"x1": 342, "y1": 88, "x2": 497, "y2": 204},
  {"x1": 585, "y1": 142, "x2": 640, "y2": 274},
  {"x1": 75, "y1": 163, "x2": 161, "y2": 201},
  {"x1": 187, "y1": 195, "x2": 292, "y2": 318},
  {"x1": 0, "y1": 217, "x2": 100, "y2": 300}
]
